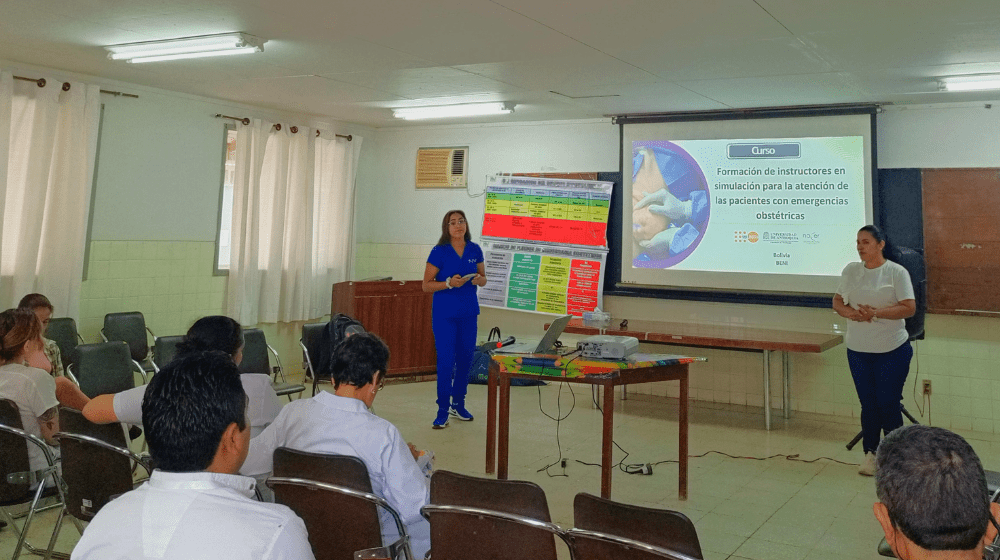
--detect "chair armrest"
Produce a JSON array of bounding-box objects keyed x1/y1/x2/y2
[
  {"x1": 100, "y1": 329, "x2": 108, "y2": 342},
  {"x1": 54, "y1": 432, "x2": 153, "y2": 475},
  {"x1": 299, "y1": 340, "x2": 315, "y2": 379},
  {"x1": 131, "y1": 359, "x2": 149, "y2": 384},
  {"x1": 0, "y1": 424, "x2": 59, "y2": 467},
  {"x1": 64, "y1": 365, "x2": 80, "y2": 386},
  {"x1": 266, "y1": 343, "x2": 285, "y2": 382}
]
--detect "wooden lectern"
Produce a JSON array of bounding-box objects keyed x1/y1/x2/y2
[{"x1": 331, "y1": 280, "x2": 437, "y2": 378}]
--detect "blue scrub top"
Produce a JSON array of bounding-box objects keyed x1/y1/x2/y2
[{"x1": 428, "y1": 242, "x2": 484, "y2": 319}]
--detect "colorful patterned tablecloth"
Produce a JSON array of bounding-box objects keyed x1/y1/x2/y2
[{"x1": 492, "y1": 353, "x2": 706, "y2": 378}]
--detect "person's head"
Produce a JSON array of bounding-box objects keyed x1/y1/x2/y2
[
  {"x1": 0, "y1": 308, "x2": 42, "y2": 364},
  {"x1": 874, "y1": 425, "x2": 1000, "y2": 559},
  {"x1": 437, "y1": 209, "x2": 471, "y2": 245},
  {"x1": 176, "y1": 316, "x2": 244, "y2": 365},
  {"x1": 17, "y1": 293, "x2": 53, "y2": 336},
  {"x1": 330, "y1": 332, "x2": 390, "y2": 407},
  {"x1": 857, "y1": 225, "x2": 893, "y2": 265},
  {"x1": 142, "y1": 351, "x2": 249, "y2": 474}
]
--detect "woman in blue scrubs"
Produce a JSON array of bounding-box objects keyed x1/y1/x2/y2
[{"x1": 422, "y1": 210, "x2": 487, "y2": 428}]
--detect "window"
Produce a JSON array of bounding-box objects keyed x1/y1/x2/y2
[{"x1": 215, "y1": 125, "x2": 237, "y2": 273}]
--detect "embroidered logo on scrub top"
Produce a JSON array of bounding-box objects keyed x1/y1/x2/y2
[{"x1": 468, "y1": 259, "x2": 476, "y2": 264}]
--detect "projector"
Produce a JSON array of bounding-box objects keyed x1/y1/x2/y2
[{"x1": 577, "y1": 335, "x2": 639, "y2": 359}]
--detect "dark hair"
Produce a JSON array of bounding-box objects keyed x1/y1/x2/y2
[
  {"x1": 859, "y1": 225, "x2": 898, "y2": 263},
  {"x1": 437, "y1": 209, "x2": 472, "y2": 246},
  {"x1": 176, "y1": 316, "x2": 244, "y2": 358},
  {"x1": 17, "y1": 293, "x2": 53, "y2": 313},
  {"x1": 0, "y1": 308, "x2": 41, "y2": 363},
  {"x1": 330, "y1": 332, "x2": 390, "y2": 389},
  {"x1": 875, "y1": 425, "x2": 990, "y2": 551},
  {"x1": 142, "y1": 351, "x2": 248, "y2": 472}
]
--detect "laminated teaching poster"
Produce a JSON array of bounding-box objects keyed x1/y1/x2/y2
[{"x1": 478, "y1": 176, "x2": 612, "y2": 316}]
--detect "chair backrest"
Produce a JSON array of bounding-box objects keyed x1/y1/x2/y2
[
  {"x1": 301, "y1": 322, "x2": 327, "y2": 377},
  {"x1": 239, "y1": 328, "x2": 271, "y2": 375},
  {"x1": 428, "y1": 470, "x2": 557, "y2": 560},
  {"x1": 103, "y1": 312, "x2": 149, "y2": 362},
  {"x1": 573, "y1": 493, "x2": 703, "y2": 560},
  {"x1": 271, "y1": 447, "x2": 382, "y2": 560},
  {"x1": 75, "y1": 342, "x2": 136, "y2": 398},
  {"x1": 46, "y1": 317, "x2": 81, "y2": 369},
  {"x1": 0, "y1": 399, "x2": 32, "y2": 504},
  {"x1": 56, "y1": 408, "x2": 135, "y2": 520},
  {"x1": 153, "y1": 335, "x2": 184, "y2": 370}
]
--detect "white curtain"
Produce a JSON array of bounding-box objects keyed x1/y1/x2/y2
[
  {"x1": 226, "y1": 119, "x2": 362, "y2": 324},
  {"x1": 0, "y1": 72, "x2": 101, "y2": 315}
]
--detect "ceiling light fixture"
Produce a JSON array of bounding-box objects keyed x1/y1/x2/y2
[
  {"x1": 105, "y1": 33, "x2": 266, "y2": 64},
  {"x1": 392, "y1": 102, "x2": 515, "y2": 120},
  {"x1": 938, "y1": 74, "x2": 1000, "y2": 92}
]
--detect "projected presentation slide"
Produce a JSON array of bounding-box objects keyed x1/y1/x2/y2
[
  {"x1": 482, "y1": 183, "x2": 612, "y2": 247},
  {"x1": 629, "y1": 137, "x2": 866, "y2": 278}
]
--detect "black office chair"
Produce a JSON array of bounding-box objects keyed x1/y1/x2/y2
[
  {"x1": 55, "y1": 408, "x2": 151, "y2": 523},
  {"x1": 240, "y1": 328, "x2": 305, "y2": 401},
  {"x1": 0, "y1": 399, "x2": 77, "y2": 560},
  {"x1": 152, "y1": 335, "x2": 184, "y2": 373},
  {"x1": 101, "y1": 312, "x2": 156, "y2": 374},
  {"x1": 268, "y1": 447, "x2": 414, "y2": 560},
  {"x1": 72, "y1": 341, "x2": 143, "y2": 398},
  {"x1": 46, "y1": 317, "x2": 84, "y2": 373}
]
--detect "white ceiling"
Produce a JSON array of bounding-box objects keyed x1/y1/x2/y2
[{"x1": 2, "y1": 0, "x2": 1000, "y2": 127}]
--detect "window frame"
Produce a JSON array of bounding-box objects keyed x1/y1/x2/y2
[{"x1": 214, "y1": 123, "x2": 236, "y2": 276}]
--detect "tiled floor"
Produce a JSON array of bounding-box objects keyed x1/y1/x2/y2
[{"x1": 5, "y1": 377, "x2": 999, "y2": 560}]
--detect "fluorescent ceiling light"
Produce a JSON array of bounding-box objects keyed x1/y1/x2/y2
[
  {"x1": 106, "y1": 33, "x2": 265, "y2": 63},
  {"x1": 393, "y1": 102, "x2": 515, "y2": 120},
  {"x1": 938, "y1": 75, "x2": 1000, "y2": 92}
]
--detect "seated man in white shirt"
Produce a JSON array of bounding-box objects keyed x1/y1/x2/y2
[
  {"x1": 72, "y1": 351, "x2": 315, "y2": 560},
  {"x1": 242, "y1": 333, "x2": 431, "y2": 558}
]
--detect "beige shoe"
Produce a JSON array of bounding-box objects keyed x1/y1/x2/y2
[{"x1": 859, "y1": 452, "x2": 876, "y2": 476}]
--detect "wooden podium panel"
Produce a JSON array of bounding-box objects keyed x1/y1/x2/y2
[{"x1": 332, "y1": 281, "x2": 437, "y2": 377}]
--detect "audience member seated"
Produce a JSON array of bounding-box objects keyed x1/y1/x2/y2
[
  {"x1": 18, "y1": 293, "x2": 64, "y2": 378},
  {"x1": 82, "y1": 315, "x2": 281, "y2": 437},
  {"x1": 0, "y1": 308, "x2": 90, "y2": 484},
  {"x1": 71, "y1": 351, "x2": 314, "y2": 560},
  {"x1": 874, "y1": 424, "x2": 1000, "y2": 560},
  {"x1": 242, "y1": 333, "x2": 431, "y2": 558}
]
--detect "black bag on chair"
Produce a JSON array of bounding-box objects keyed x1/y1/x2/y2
[
  {"x1": 468, "y1": 327, "x2": 544, "y2": 387},
  {"x1": 312, "y1": 314, "x2": 366, "y2": 392}
]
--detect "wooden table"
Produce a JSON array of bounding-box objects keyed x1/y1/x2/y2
[
  {"x1": 485, "y1": 353, "x2": 705, "y2": 500},
  {"x1": 550, "y1": 319, "x2": 843, "y2": 430}
]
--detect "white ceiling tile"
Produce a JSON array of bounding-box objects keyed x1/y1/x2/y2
[
  {"x1": 456, "y1": 53, "x2": 658, "y2": 92},
  {"x1": 678, "y1": 72, "x2": 875, "y2": 108}
]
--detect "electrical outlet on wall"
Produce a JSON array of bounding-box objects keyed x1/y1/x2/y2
[{"x1": 922, "y1": 380, "x2": 932, "y2": 395}]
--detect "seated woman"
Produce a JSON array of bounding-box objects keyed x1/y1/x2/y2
[
  {"x1": 18, "y1": 293, "x2": 65, "y2": 379},
  {"x1": 0, "y1": 308, "x2": 91, "y2": 485},
  {"x1": 83, "y1": 316, "x2": 282, "y2": 437}
]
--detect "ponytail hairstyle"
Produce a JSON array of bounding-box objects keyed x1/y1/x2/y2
[
  {"x1": 859, "y1": 225, "x2": 898, "y2": 263},
  {"x1": 176, "y1": 316, "x2": 244, "y2": 360},
  {"x1": 0, "y1": 308, "x2": 41, "y2": 364}
]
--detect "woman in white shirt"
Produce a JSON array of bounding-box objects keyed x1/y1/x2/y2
[
  {"x1": 833, "y1": 225, "x2": 916, "y2": 477},
  {"x1": 83, "y1": 316, "x2": 282, "y2": 437},
  {"x1": 0, "y1": 308, "x2": 89, "y2": 484}
]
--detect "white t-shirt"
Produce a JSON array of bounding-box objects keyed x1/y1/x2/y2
[
  {"x1": 0, "y1": 363, "x2": 60, "y2": 476},
  {"x1": 112, "y1": 374, "x2": 282, "y2": 438},
  {"x1": 837, "y1": 260, "x2": 915, "y2": 353}
]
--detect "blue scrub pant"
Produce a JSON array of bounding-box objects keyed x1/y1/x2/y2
[
  {"x1": 432, "y1": 314, "x2": 477, "y2": 411},
  {"x1": 847, "y1": 341, "x2": 913, "y2": 453}
]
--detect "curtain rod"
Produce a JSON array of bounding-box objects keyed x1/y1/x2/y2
[
  {"x1": 215, "y1": 113, "x2": 352, "y2": 141},
  {"x1": 12, "y1": 75, "x2": 138, "y2": 98}
]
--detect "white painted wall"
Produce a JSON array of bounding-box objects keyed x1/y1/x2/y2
[{"x1": 876, "y1": 101, "x2": 1000, "y2": 168}]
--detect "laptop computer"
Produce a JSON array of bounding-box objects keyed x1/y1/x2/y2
[{"x1": 493, "y1": 314, "x2": 573, "y2": 354}]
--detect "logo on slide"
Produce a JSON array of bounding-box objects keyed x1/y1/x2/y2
[{"x1": 748, "y1": 232, "x2": 759, "y2": 243}]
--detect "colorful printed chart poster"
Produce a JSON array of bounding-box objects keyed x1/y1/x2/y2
[
  {"x1": 479, "y1": 241, "x2": 607, "y2": 316},
  {"x1": 477, "y1": 176, "x2": 612, "y2": 316},
  {"x1": 481, "y1": 181, "x2": 612, "y2": 247}
]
